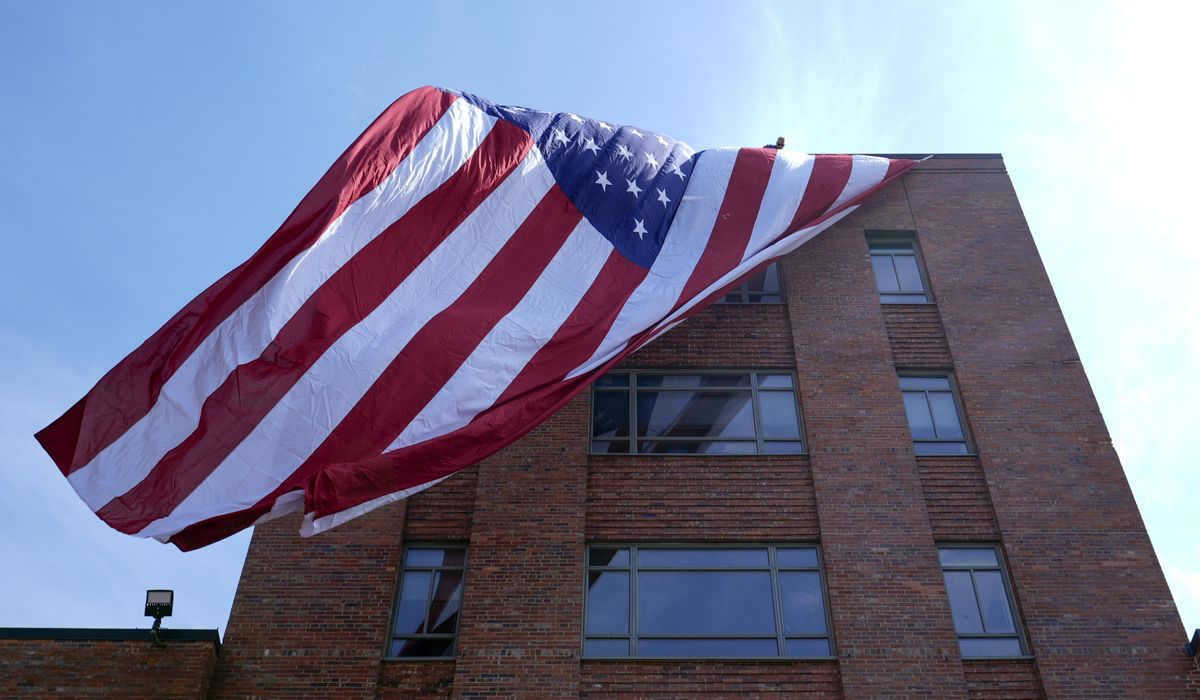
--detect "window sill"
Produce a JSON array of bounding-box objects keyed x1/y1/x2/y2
[
  {"x1": 960, "y1": 655, "x2": 1036, "y2": 662},
  {"x1": 588, "y1": 452, "x2": 810, "y2": 459},
  {"x1": 582, "y1": 655, "x2": 838, "y2": 662},
  {"x1": 382, "y1": 656, "x2": 457, "y2": 662},
  {"x1": 880, "y1": 299, "x2": 936, "y2": 305}
]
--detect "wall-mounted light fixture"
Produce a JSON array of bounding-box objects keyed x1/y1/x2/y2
[{"x1": 145, "y1": 589, "x2": 173, "y2": 647}]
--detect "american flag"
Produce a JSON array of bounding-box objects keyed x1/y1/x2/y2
[{"x1": 36, "y1": 86, "x2": 915, "y2": 550}]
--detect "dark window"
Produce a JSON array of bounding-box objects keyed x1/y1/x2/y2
[
  {"x1": 591, "y1": 371, "x2": 805, "y2": 454},
  {"x1": 868, "y1": 233, "x2": 931, "y2": 303},
  {"x1": 715, "y1": 262, "x2": 783, "y2": 304},
  {"x1": 585, "y1": 546, "x2": 832, "y2": 658},
  {"x1": 899, "y1": 374, "x2": 971, "y2": 455},
  {"x1": 939, "y1": 546, "x2": 1027, "y2": 658},
  {"x1": 389, "y1": 546, "x2": 466, "y2": 658}
]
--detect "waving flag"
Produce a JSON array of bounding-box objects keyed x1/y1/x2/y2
[{"x1": 36, "y1": 86, "x2": 915, "y2": 549}]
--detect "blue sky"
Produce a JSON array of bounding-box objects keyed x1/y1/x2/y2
[{"x1": 1, "y1": 1, "x2": 1195, "y2": 636}]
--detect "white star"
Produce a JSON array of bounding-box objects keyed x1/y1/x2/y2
[
  {"x1": 595, "y1": 170, "x2": 612, "y2": 192},
  {"x1": 657, "y1": 188, "x2": 671, "y2": 207},
  {"x1": 633, "y1": 218, "x2": 648, "y2": 239},
  {"x1": 582, "y1": 138, "x2": 600, "y2": 155},
  {"x1": 616, "y1": 144, "x2": 633, "y2": 160},
  {"x1": 656, "y1": 135, "x2": 669, "y2": 146},
  {"x1": 670, "y1": 162, "x2": 688, "y2": 180},
  {"x1": 626, "y1": 178, "x2": 642, "y2": 197},
  {"x1": 569, "y1": 113, "x2": 584, "y2": 123},
  {"x1": 597, "y1": 121, "x2": 614, "y2": 131},
  {"x1": 552, "y1": 129, "x2": 569, "y2": 145},
  {"x1": 645, "y1": 152, "x2": 659, "y2": 169},
  {"x1": 628, "y1": 128, "x2": 643, "y2": 137}
]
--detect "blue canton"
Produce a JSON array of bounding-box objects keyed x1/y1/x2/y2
[{"x1": 459, "y1": 91, "x2": 695, "y2": 269}]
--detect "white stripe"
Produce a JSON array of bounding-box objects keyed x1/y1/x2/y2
[
  {"x1": 831, "y1": 155, "x2": 891, "y2": 212},
  {"x1": 741, "y1": 151, "x2": 814, "y2": 262},
  {"x1": 565, "y1": 148, "x2": 739, "y2": 380},
  {"x1": 138, "y1": 149, "x2": 556, "y2": 539},
  {"x1": 384, "y1": 219, "x2": 613, "y2": 452},
  {"x1": 68, "y1": 98, "x2": 495, "y2": 511},
  {"x1": 300, "y1": 476, "x2": 449, "y2": 537}
]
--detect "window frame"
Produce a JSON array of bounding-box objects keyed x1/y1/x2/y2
[
  {"x1": 582, "y1": 543, "x2": 836, "y2": 660},
  {"x1": 866, "y1": 230, "x2": 934, "y2": 304},
  {"x1": 714, "y1": 261, "x2": 786, "y2": 305},
  {"x1": 938, "y1": 543, "x2": 1031, "y2": 659},
  {"x1": 384, "y1": 543, "x2": 469, "y2": 661},
  {"x1": 589, "y1": 369, "x2": 808, "y2": 456},
  {"x1": 898, "y1": 370, "x2": 975, "y2": 456}
]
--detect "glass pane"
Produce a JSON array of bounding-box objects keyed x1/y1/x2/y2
[
  {"x1": 637, "y1": 374, "x2": 752, "y2": 388},
  {"x1": 593, "y1": 373, "x2": 630, "y2": 387},
  {"x1": 637, "y1": 638, "x2": 778, "y2": 658},
  {"x1": 779, "y1": 571, "x2": 827, "y2": 635},
  {"x1": 638, "y1": 571, "x2": 776, "y2": 635},
  {"x1": 928, "y1": 392, "x2": 964, "y2": 439},
  {"x1": 584, "y1": 638, "x2": 629, "y2": 657},
  {"x1": 871, "y1": 254, "x2": 900, "y2": 293},
  {"x1": 761, "y1": 441, "x2": 805, "y2": 454},
  {"x1": 974, "y1": 571, "x2": 1017, "y2": 634},
  {"x1": 902, "y1": 392, "x2": 936, "y2": 439},
  {"x1": 390, "y1": 637, "x2": 454, "y2": 657},
  {"x1": 637, "y1": 391, "x2": 754, "y2": 438},
  {"x1": 759, "y1": 391, "x2": 801, "y2": 439},
  {"x1": 637, "y1": 440, "x2": 757, "y2": 454},
  {"x1": 586, "y1": 571, "x2": 630, "y2": 634},
  {"x1": 591, "y1": 440, "x2": 631, "y2": 454},
  {"x1": 746, "y1": 293, "x2": 782, "y2": 303},
  {"x1": 589, "y1": 548, "x2": 630, "y2": 567},
  {"x1": 943, "y1": 571, "x2": 984, "y2": 634},
  {"x1": 899, "y1": 376, "x2": 952, "y2": 390},
  {"x1": 784, "y1": 638, "x2": 832, "y2": 657},
  {"x1": 757, "y1": 374, "x2": 793, "y2": 388},
  {"x1": 592, "y1": 391, "x2": 630, "y2": 440},
  {"x1": 893, "y1": 254, "x2": 925, "y2": 292},
  {"x1": 776, "y1": 548, "x2": 819, "y2": 568},
  {"x1": 914, "y1": 441, "x2": 970, "y2": 455},
  {"x1": 939, "y1": 548, "x2": 999, "y2": 567},
  {"x1": 427, "y1": 572, "x2": 463, "y2": 634},
  {"x1": 393, "y1": 571, "x2": 432, "y2": 635},
  {"x1": 959, "y1": 637, "x2": 1023, "y2": 658},
  {"x1": 405, "y1": 548, "x2": 462, "y2": 566},
  {"x1": 638, "y1": 548, "x2": 769, "y2": 568},
  {"x1": 742, "y1": 268, "x2": 770, "y2": 293}
]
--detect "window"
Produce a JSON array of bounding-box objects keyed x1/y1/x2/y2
[
  {"x1": 591, "y1": 371, "x2": 805, "y2": 454},
  {"x1": 584, "y1": 545, "x2": 832, "y2": 658},
  {"x1": 715, "y1": 262, "x2": 784, "y2": 304},
  {"x1": 868, "y1": 233, "x2": 931, "y2": 303},
  {"x1": 899, "y1": 374, "x2": 971, "y2": 455},
  {"x1": 388, "y1": 546, "x2": 466, "y2": 658},
  {"x1": 939, "y1": 546, "x2": 1027, "y2": 658}
]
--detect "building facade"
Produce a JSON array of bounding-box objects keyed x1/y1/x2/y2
[{"x1": 8, "y1": 155, "x2": 1195, "y2": 698}]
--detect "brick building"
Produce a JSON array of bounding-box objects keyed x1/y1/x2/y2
[{"x1": 4, "y1": 154, "x2": 1197, "y2": 698}]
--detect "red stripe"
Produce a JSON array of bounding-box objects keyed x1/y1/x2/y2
[
  {"x1": 95, "y1": 119, "x2": 533, "y2": 534},
  {"x1": 785, "y1": 154, "x2": 853, "y2": 233},
  {"x1": 676, "y1": 148, "x2": 776, "y2": 303},
  {"x1": 36, "y1": 86, "x2": 458, "y2": 477},
  {"x1": 167, "y1": 246, "x2": 648, "y2": 550}
]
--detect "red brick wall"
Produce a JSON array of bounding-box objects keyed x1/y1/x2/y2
[
  {"x1": 0, "y1": 637, "x2": 216, "y2": 699},
  {"x1": 208, "y1": 503, "x2": 407, "y2": 699},
  {"x1": 783, "y1": 182, "x2": 972, "y2": 698},
  {"x1": 908, "y1": 157, "x2": 1195, "y2": 696},
  {"x1": 579, "y1": 660, "x2": 840, "y2": 696}
]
